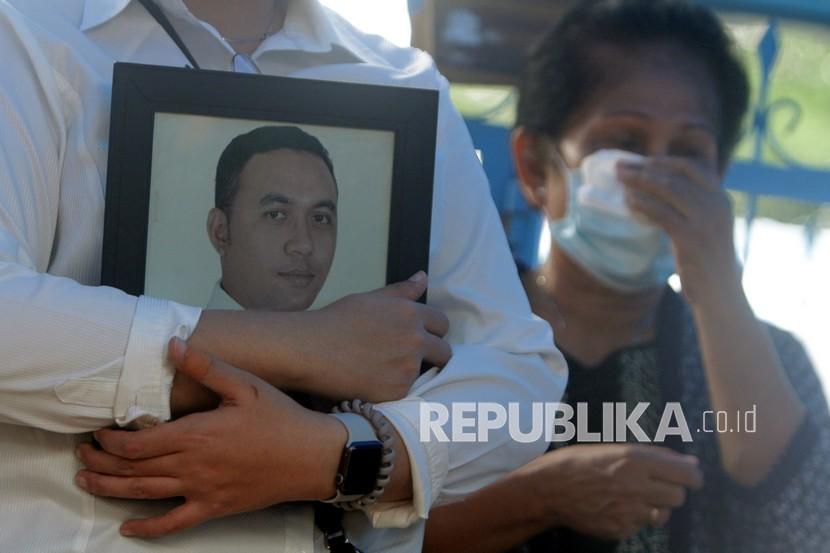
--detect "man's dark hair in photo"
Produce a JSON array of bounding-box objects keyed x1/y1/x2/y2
[{"x1": 215, "y1": 125, "x2": 337, "y2": 214}]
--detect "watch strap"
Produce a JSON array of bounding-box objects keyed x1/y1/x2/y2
[
  {"x1": 332, "y1": 412, "x2": 379, "y2": 445},
  {"x1": 323, "y1": 413, "x2": 382, "y2": 504}
]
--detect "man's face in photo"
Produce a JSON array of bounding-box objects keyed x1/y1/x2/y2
[{"x1": 209, "y1": 149, "x2": 338, "y2": 311}]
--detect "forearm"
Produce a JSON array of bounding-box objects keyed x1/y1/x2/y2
[
  {"x1": 169, "y1": 310, "x2": 311, "y2": 415},
  {"x1": 177, "y1": 282, "x2": 448, "y2": 413},
  {"x1": 187, "y1": 309, "x2": 309, "y2": 388},
  {"x1": 424, "y1": 471, "x2": 548, "y2": 553},
  {"x1": 692, "y1": 280, "x2": 806, "y2": 486}
]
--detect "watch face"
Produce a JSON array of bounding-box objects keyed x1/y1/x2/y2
[{"x1": 340, "y1": 441, "x2": 383, "y2": 496}]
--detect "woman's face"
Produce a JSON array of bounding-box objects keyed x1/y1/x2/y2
[{"x1": 519, "y1": 45, "x2": 723, "y2": 220}]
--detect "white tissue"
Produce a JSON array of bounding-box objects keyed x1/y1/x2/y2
[{"x1": 575, "y1": 149, "x2": 646, "y2": 219}]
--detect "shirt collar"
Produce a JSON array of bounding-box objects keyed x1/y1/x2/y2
[{"x1": 81, "y1": 0, "x2": 373, "y2": 63}]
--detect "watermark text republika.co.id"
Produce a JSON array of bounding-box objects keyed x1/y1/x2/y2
[{"x1": 419, "y1": 402, "x2": 758, "y2": 443}]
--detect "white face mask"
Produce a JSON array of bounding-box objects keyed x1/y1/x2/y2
[{"x1": 548, "y1": 149, "x2": 675, "y2": 292}]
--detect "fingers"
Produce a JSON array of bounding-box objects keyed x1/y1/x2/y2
[
  {"x1": 120, "y1": 502, "x2": 204, "y2": 539},
  {"x1": 619, "y1": 157, "x2": 716, "y2": 192},
  {"x1": 93, "y1": 426, "x2": 186, "y2": 460},
  {"x1": 652, "y1": 156, "x2": 719, "y2": 191},
  {"x1": 646, "y1": 506, "x2": 671, "y2": 528},
  {"x1": 624, "y1": 187, "x2": 687, "y2": 236},
  {"x1": 422, "y1": 334, "x2": 453, "y2": 368},
  {"x1": 626, "y1": 503, "x2": 670, "y2": 534},
  {"x1": 75, "y1": 442, "x2": 177, "y2": 477},
  {"x1": 373, "y1": 271, "x2": 428, "y2": 300},
  {"x1": 600, "y1": 501, "x2": 664, "y2": 540},
  {"x1": 617, "y1": 157, "x2": 728, "y2": 231},
  {"x1": 75, "y1": 470, "x2": 183, "y2": 500},
  {"x1": 644, "y1": 479, "x2": 688, "y2": 509},
  {"x1": 168, "y1": 337, "x2": 259, "y2": 402},
  {"x1": 618, "y1": 161, "x2": 694, "y2": 220},
  {"x1": 640, "y1": 448, "x2": 703, "y2": 490},
  {"x1": 368, "y1": 274, "x2": 450, "y2": 339},
  {"x1": 418, "y1": 304, "x2": 450, "y2": 338}
]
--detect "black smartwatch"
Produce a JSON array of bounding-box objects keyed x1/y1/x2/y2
[{"x1": 324, "y1": 413, "x2": 384, "y2": 503}]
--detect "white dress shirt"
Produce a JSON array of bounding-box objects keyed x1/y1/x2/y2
[{"x1": 0, "y1": 1, "x2": 568, "y2": 552}]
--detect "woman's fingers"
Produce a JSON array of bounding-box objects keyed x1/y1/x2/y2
[
  {"x1": 602, "y1": 501, "x2": 668, "y2": 540},
  {"x1": 652, "y1": 156, "x2": 720, "y2": 192},
  {"x1": 644, "y1": 479, "x2": 688, "y2": 509},
  {"x1": 640, "y1": 450, "x2": 704, "y2": 490},
  {"x1": 646, "y1": 506, "x2": 672, "y2": 528},
  {"x1": 624, "y1": 187, "x2": 687, "y2": 236},
  {"x1": 618, "y1": 157, "x2": 719, "y2": 221},
  {"x1": 618, "y1": 161, "x2": 694, "y2": 219}
]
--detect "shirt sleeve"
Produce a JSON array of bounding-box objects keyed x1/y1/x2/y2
[
  {"x1": 0, "y1": 4, "x2": 201, "y2": 434},
  {"x1": 363, "y1": 66, "x2": 568, "y2": 528},
  {"x1": 720, "y1": 329, "x2": 830, "y2": 552}
]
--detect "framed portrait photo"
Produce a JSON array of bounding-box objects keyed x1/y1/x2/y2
[{"x1": 103, "y1": 63, "x2": 438, "y2": 311}]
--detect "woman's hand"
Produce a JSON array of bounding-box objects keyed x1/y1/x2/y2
[
  {"x1": 618, "y1": 157, "x2": 806, "y2": 487},
  {"x1": 515, "y1": 444, "x2": 703, "y2": 541},
  {"x1": 618, "y1": 157, "x2": 740, "y2": 305}
]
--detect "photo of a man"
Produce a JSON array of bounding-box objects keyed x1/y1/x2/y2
[{"x1": 205, "y1": 126, "x2": 338, "y2": 311}]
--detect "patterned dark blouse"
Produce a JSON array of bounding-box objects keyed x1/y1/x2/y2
[{"x1": 519, "y1": 290, "x2": 830, "y2": 553}]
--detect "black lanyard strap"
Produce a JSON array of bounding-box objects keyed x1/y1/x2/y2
[
  {"x1": 314, "y1": 503, "x2": 363, "y2": 553},
  {"x1": 137, "y1": 0, "x2": 202, "y2": 69}
]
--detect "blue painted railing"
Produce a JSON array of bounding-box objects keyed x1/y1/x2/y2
[{"x1": 699, "y1": 0, "x2": 830, "y2": 26}]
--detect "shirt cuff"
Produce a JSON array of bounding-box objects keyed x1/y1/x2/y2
[
  {"x1": 366, "y1": 397, "x2": 449, "y2": 528},
  {"x1": 113, "y1": 296, "x2": 202, "y2": 429}
]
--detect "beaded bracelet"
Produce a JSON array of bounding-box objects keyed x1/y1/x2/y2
[{"x1": 331, "y1": 399, "x2": 396, "y2": 510}]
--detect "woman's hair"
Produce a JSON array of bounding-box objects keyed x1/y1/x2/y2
[{"x1": 515, "y1": 0, "x2": 750, "y2": 162}]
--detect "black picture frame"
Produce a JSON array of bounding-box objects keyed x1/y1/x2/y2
[{"x1": 102, "y1": 62, "x2": 438, "y2": 305}]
